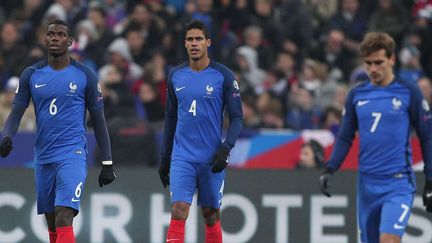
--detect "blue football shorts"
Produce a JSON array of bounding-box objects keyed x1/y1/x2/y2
[
  {"x1": 357, "y1": 173, "x2": 415, "y2": 243},
  {"x1": 170, "y1": 160, "x2": 225, "y2": 208},
  {"x1": 35, "y1": 159, "x2": 87, "y2": 214}
]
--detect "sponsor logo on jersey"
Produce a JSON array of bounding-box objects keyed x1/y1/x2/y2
[
  {"x1": 176, "y1": 86, "x2": 186, "y2": 92},
  {"x1": 35, "y1": 83, "x2": 47, "y2": 88},
  {"x1": 357, "y1": 100, "x2": 370, "y2": 106},
  {"x1": 206, "y1": 84, "x2": 214, "y2": 94},
  {"x1": 392, "y1": 97, "x2": 402, "y2": 110},
  {"x1": 69, "y1": 82, "x2": 77, "y2": 93}
]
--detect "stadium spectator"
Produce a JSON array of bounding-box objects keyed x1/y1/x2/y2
[
  {"x1": 296, "y1": 139, "x2": 324, "y2": 169},
  {"x1": 0, "y1": 21, "x2": 28, "y2": 83}
]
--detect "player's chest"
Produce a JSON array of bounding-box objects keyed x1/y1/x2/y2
[
  {"x1": 30, "y1": 73, "x2": 86, "y2": 102},
  {"x1": 173, "y1": 76, "x2": 223, "y2": 101},
  {"x1": 354, "y1": 94, "x2": 409, "y2": 121}
]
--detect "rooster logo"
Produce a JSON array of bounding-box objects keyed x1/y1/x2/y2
[{"x1": 69, "y1": 82, "x2": 77, "y2": 93}]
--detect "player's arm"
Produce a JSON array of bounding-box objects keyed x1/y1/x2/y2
[
  {"x1": 320, "y1": 89, "x2": 358, "y2": 197},
  {"x1": 0, "y1": 68, "x2": 33, "y2": 157},
  {"x1": 212, "y1": 73, "x2": 243, "y2": 173},
  {"x1": 222, "y1": 78, "x2": 243, "y2": 150},
  {"x1": 408, "y1": 85, "x2": 432, "y2": 212},
  {"x1": 159, "y1": 70, "x2": 178, "y2": 187},
  {"x1": 84, "y1": 68, "x2": 116, "y2": 187}
]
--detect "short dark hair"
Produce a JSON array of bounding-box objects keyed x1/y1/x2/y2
[
  {"x1": 48, "y1": 19, "x2": 71, "y2": 36},
  {"x1": 360, "y1": 32, "x2": 395, "y2": 58},
  {"x1": 185, "y1": 19, "x2": 209, "y2": 39}
]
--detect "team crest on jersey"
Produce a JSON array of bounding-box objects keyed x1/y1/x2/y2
[
  {"x1": 392, "y1": 97, "x2": 402, "y2": 110},
  {"x1": 69, "y1": 82, "x2": 77, "y2": 93},
  {"x1": 206, "y1": 84, "x2": 214, "y2": 95},
  {"x1": 233, "y1": 80, "x2": 240, "y2": 91},
  {"x1": 423, "y1": 99, "x2": 430, "y2": 112}
]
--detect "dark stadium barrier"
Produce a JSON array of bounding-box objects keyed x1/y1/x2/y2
[{"x1": 0, "y1": 169, "x2": 431, "y2": 243}]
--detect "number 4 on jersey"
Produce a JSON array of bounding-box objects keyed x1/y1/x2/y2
[{"x1": 189, "y1": 100, "x2": 196, "y2": 116}]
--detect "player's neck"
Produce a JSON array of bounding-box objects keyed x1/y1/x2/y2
[
  {"x1": 380, "y1": 73, "x2": 394, "y2": 87},
  {"x1": 48, "y1": 54, "x2": 71, "y2": 70},
  {"x1": 189, "y1": 57, "x2": 210, "y2": 72}
]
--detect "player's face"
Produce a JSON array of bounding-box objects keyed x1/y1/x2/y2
[
  {"x1": 363, "y1": 49, "x2": 395, "y2": 86},
  {"x1": 185, "y1": 29, "x2": 210, "y2": 61},
  {"x1": 45, "y1": 24, "x2": 72, "y2": 57}
]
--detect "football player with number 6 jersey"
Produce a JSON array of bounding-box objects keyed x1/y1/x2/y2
[{"x1": 0, "y1": 20, "x2": 116, "y2": 243}]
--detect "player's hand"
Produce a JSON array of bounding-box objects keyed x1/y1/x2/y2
[
  {"x1": 159, "y1": 157, "x2": 170, "y2": 188},
  {"x1": 319, "y1": 167, "x2": 334, "y2": 197},
  {"x1": 212, "y1": 146, "x2": 230, "y2": 173},
  {"x1": 0, "y1": 137, "x2": 13, "y2": 158},
  {"x1": 98, "y1": 164, "x2": 116, "y2": 187},
  {"x1": 423, "y1": 180, "x2": 432, "y2": 213}
]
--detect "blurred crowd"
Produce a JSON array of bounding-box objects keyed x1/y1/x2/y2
[{"x1": 1, "y1": 0, "x2": 432, "y2": 137}]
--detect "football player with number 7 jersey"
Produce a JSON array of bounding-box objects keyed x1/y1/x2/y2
[
  {"x1": 319, "y1": 32, "x2": 432, "y2": 243},
  {"x1": 0, "y1": 20, "x2": 116, "y2": 243},
  {"x1": 159, "y1": 20, "x2": 243, "y2": 243}
]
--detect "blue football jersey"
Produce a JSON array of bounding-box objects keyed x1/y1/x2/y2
[
  {"x1": 162, "y1": 60, "x2": 242, "y2": 164},
  {"x1": 328, "y1": 77, "x2": 432, "y2": 178},
  {"x1": 13, "y1": 59, "x2": 103, "y2": 164}
]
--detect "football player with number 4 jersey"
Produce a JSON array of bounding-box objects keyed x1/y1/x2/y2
[
  {"x1": 319, "y1": 32, "x2": 432, "y2": 243},
  {"x1": 159, "y1": 20, "x2": 243, "y2": 243},
  {"x1": 0, "y1": 20, "x2": 116, "y2": 243}
]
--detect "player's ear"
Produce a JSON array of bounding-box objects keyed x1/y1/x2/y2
[
  {"x1": 207, "y1": 39, "x2": 211, "y2": 47},
  {"x1": 68, "y1": 37, "x2": 73, "y2": 47}
]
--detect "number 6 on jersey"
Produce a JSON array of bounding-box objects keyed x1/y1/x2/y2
[{"x1": 50, "y1": 98, "x2": 58, "y2": 115}]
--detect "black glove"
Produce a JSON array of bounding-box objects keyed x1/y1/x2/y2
[
  {"x1": 212, "y1": 146, "x2": 230, "y2": 173},
  {"x1": 319, "y1": 167, "x2": 334, "y2": 197},
  {"x1": 0, "y1": 137, "x2": 13, "y2": 158},
  {"x1": 423, "y1": 180, "x2": 432, "y2": 213},
  {"x1": 98, "y1": 164, "x2": 116, "y2": 187},
  {"x1": 159, "y1": 156, "x2": 171, "y2": 188}
]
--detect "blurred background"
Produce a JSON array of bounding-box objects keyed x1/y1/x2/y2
[{"x1": 0, "y1": 0, "x2": 432, "y2": 242}]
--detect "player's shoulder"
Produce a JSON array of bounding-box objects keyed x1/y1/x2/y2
[
  {"x1": 351, "y1": 80, "x2": 370, "y2": 91},
  {"x1": 20, "y1": 60, "x2": 48, "y2": 80},
  {"x1": 347, "y1": 80, "x2": 370, "y2": 97},
  {"x1": 26, "y1": 60, "x2": 48, "y2": 72},
  {"x1": 394, "y1": 76, "x2": 420, "y2": 93},
  {"x1": 209, "y1": 60, "x2": 234, "y2": 76},
  {"x1": 170, "y1": 62, "x2": 189, "y2": 75},
  {"x1": 71, "y1": 59, "x2": 97, "y2": 75}
]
